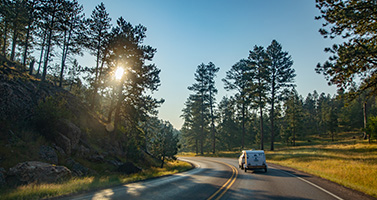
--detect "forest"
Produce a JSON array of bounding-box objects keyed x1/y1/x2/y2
[
  {"x1": 180, "y1": 0, "x2": 377, "y2": 154},
  {"x1": 1, "y1": 0, "x2": 377, "y2": 158},
  {"x1": 0, "y1": 0, "x2": 178, "y2": 170}
]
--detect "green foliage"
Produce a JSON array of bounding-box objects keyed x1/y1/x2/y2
[
  {"x1": 315, "y1": 0, "x2": 377, "y2": 96},
  {"x1": 33, "y1": 95, "x2": 71, "y2": 140},
  {"x1": 182, "y1": 62, "x2": 219, "y2": 154},
  {"x1": 367, "y1": 116, "x2": 377, "y2": 140},
  {"x1": 149, "y1": 120, "x2": 179, "y2": 168}
]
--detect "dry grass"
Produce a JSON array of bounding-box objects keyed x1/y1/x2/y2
[
  {"x1": 266, "y1": 142, "x2": 377, "y2": 198},
  {"x1": 0, "y1": 160, "x2": 192, "y2": 200}
]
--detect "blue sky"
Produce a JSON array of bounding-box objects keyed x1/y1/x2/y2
[{"x1": 78, "y1": 0, "x2": 338, "y2": 129}]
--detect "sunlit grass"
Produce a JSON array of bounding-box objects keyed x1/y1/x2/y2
[
  {"x1": 266, "y1": 142, "x2": 377, "y2": 198},
  {"x1": 0, "y1": 160, "x2": 192, "y2": 200}
]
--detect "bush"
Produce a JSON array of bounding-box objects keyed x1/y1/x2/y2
[
  {"x1": 367, "y1": 116, "x2": 377, "y2": 140},
  {"x1": 33, "y1": 95, "x2": 71, "y2": 140}
]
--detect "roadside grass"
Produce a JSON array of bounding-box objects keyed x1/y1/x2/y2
[
  {"x1": 0, "y1": 160, "x2": 192, "y2": 200},
  {"x1": 266, "y1": 141, "x2": 377, "y2": 198}
]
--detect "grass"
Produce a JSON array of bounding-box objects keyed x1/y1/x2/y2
[
  {"x1": 266, "y1": 142, "x2": 377, "y2": 198},
  {"x1": 0, "y1": 160, "x2": 192, "y2": 200}
]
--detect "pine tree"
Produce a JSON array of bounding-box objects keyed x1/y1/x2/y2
[
  {"x1": 40, "y1": 0, "x2": 65, "y2": 82},
  {"x1": 315, "y1": 0, "x2": 377, "y2": 96},
  {"x1": 248, "y1": 45, "x2": 270, "y2": 150},
  {"x1": 58, "y1": 0, "x2": 85, "y2": 87},
  {"x1": 206, "y1": 62, "x2": 219, "y2": 153},
  {"x1": 188, "y1": 63, "x2": 210, "y2": 155},
  {"x1": 266, "y1": 40, "x2": 296, "y2": 150},
  {"x1": 223, "y1": 59, "x2": 252, "y2": 149},
  {"x1": 85, "y1": 2, "x2": 111, "y2": 108}
]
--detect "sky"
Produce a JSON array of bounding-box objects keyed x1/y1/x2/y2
[{"x1": 78, "y1": 0, "x2": 339, "y2": 129}]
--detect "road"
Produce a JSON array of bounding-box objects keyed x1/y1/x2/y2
[{"x1": 58, "y1": 156, "x2": 375, "y2": 200}]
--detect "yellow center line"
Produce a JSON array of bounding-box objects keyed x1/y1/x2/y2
[{"x1": 207, "y1": 161, "x2": 238, "y2": 200}]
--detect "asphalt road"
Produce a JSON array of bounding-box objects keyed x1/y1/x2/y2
[{"x1": 58, "y1": 156, "x2": 376, "y2": 200}]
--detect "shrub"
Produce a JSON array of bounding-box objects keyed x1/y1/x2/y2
[{"x1": 33, "y1": 95, "x2": 71, "y2": 140}]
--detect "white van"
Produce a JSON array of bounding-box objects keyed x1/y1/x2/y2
[{"x1": 238, "y1": 150, "x2": 267, "y2": 172}]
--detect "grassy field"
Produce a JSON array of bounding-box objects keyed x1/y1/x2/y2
[
  {"x1": 0, "y1": 160, "x2": 192, "y2": 200},
  {"x1": 266, "y1": 142, "x2": 377, "y2": 198},
  {"x1": 179, "y1": 136, "x2": 377, "y2": 198}
]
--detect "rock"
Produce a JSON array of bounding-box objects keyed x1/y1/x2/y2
[
  {"x1": 7, "y1": 161, "x2": 71, "y2": 185},
  {"x1": 39, "y1": 145, "x2": 58, "y2": 164},
  {"x1": 52, "y1": 143, "x2": 66, "y2": 155},
  {"x1": 56, "y1": 119, "x2": 82, "y2": 150},
  {"x1": 0, "y1": 168, "x2": 6, "y2": 186},
  {"x1": 55, "y1": 133, "x2": 71, "y2": 155},
  {"x1": 107, "y1": 159, "x2": 123, "y2": 167},
  {"x1": 66, "y1": 158, "x2": 89, "y2": 177},
  {"x1": 117, "y1": 162, "x2": 141, "y2": 175},
  {"x1": 76, "y1": 145, "x2": 90, "y2": 157},
  {"x1": 88, "y1": 154, "x2": 104, "y2": 163}
]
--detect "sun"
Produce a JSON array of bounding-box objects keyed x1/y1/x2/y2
[{"x1": 115, "y1": 67, "x2": 124, "y2": 80}]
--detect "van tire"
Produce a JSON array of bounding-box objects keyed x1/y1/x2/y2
[{"x1": 264, "y1": 167, "x2": 267, "y2": 173}]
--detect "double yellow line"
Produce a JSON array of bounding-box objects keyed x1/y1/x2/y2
[{"x1": 207, "y1": 161, "x2": 238, "y2": 200}]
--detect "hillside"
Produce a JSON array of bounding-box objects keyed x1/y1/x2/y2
[{"x1": 0, "y1": 56, "x2": 159, "y2": 187}]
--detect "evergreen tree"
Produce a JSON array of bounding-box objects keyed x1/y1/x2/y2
[
  {"x1": 315, "y1": 0, "x2": 377, "y2": 96},
  {"x1": 248, "y1": 45, "x2": 270, "y2": 150},
  {"x1": 206, "y1": 62, "x2": 219, "y2": 153},
  {"x1": 107, "y1": 17, "x2": 161, "y2": 136},
  {"x1": 58, "y1": 0, "x2": 85, "y2": 87},
  {"x1": 40, "y1": 0, "x2": 65, "y2": 82},
  {"x1": 85, "y1": 2, "x2": 111, "y2": 108},
  {"x1": 217, "y1": 96, "x2": 240, "y2": 150},
  {"x1": 149, "y1": 120, "x2": 179, "y2": 168},
  {"x1": 223, "y1": 59, "x2": 251, "y2": 149},
  {"x1": 188, "y1": 63, "x2": 210, "y2": 155},
  {"x1": 266, "y1": 40, "x2": 296, "y2": 150},
  {"x1": 281, "y1": 89, "x2": 304, "y2": 146}
]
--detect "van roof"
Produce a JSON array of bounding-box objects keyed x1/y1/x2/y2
[{"x1": 242, "y1": 150, "x2": 265, "y2": 154}]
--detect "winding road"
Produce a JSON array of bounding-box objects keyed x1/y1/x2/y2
[{"x1": 59, "y1": 156, "x2": 375, "y2": 200}]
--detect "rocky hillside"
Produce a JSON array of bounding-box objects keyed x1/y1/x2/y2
[{"x1": 0, "y1": 57, "x2": 156, "y2": 186}]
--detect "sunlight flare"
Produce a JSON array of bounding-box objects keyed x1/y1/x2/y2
[{"x1": 115, "y1": 67, "x2": 124, "y2": 80}]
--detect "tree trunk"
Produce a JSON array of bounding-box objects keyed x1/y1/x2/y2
[
  {"x1": 42, "y1": 28, "x2": 53, "y2": 82},
  {"x1": 259, "y1": 104, "x2": 264, "y2": 150},
  {"x1": 363, "y1": 102, "x2": 368, "y2": 140},
  {"x1": 160, "y1": 155, "x2": 165, "y2": 168},
  {"x1": 210, "y1": 90, "x2": 216, "y2": 154},
  {"x1": 10, "y1": 29, "x2": 18, "y2": 61},
  {"x1": 195, "y1": 139, "x2": 198, "y2": 155},
  {"x1": 113, "y1": 80, "x2": 124, "y2": 132},
  {"x1": 59, "y1": 30, "x2": 68, "y2": 87},
  {"x1": 242, "y1": 102, "x2": 245, "y2": 149},
  {"x1": 270, "y1": 84, "x2": 275, "y2": 151},
  {"x1": 36, "y1": 32, "x2": 46, "y2": 77},
  {"x1": 28, "y1": 59, "x2": 35, "y2": 75},
  {"x1": 22, "y1": 22, "x2": 32, "y2": 66},
  {"x1": 91, "y1": 33, "x2": 102, "y2": 109},
  {"x1": 1, "y1": 20, "x2": 8, "y2": 56}
]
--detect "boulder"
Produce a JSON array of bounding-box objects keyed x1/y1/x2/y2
[
  {"x1": 66, "y1": 158, "x2": 89, "y2": 177},
  {"x1": 39, "y1": 145, "x2": 58, "y2": 164},
  {"x1": 88, "y1": 154, "x2": 104, "y2": 163},
  {"x1": 76, "y1": 145, "x2": 90, "y2": 157},
  {"x1": 7, "y1": 161, "x2": 71, "y2": 185},
  {"x1": 117, "y1": 162, "x2": 141, "y2": 175},
  {"x1": 56, "y1": 119, "x2": 82, "y2": 150},
  {"x1": 55, "y1": 133, "x2": 71, "y2": 155}
]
